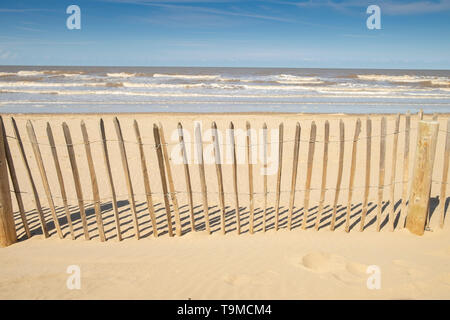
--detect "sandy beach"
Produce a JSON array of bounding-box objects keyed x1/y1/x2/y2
[{"x1": 0, "y1": 112, "x2": 449, "y2": 299}]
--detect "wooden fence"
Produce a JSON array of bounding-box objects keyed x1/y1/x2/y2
[{"x1": 0, "y1": 112, "x2": 449, "y2": 246}]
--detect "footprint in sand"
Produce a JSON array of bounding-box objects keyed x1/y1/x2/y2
[
  {"x1": 295, "y1": 252, "x2": 368, "y2": 284},
  {"x1": 301, "y1": 252, "x2": 345, "y2": 273}
]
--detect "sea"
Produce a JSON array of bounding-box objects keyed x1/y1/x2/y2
[{"x1": 0, "y1": 66, "x2": 449, "y2": 113}]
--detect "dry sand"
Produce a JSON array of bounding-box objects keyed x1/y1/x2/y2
[{"x1": 0, "y1": 112, "x2": 449, "y2": 299}]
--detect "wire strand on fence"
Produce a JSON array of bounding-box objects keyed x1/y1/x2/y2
[
  {"x1": 6, "y1": 127, "x2": 450, "y2": 149},
  {"x1": 10, "y1": 179, "x2": 447, "y2": 203}
]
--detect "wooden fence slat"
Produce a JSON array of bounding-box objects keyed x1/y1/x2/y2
[
  {"x1": 80, "y1": 121, "x2": 106, "y2": 242},
  {"x1": 399, "y1": 112, "x2": 411, "y2": 229},
  {"x1": 178, "y1": 123, "x2": 196, "y2": 232},
  {"x1": 262, "y1": 123, "x2": 268, "y2": 232},
  {"x1": 388, "y1": 114, "x2": 400, "y2": 231},
  {"x1": 158, "y1": 123, "x2": 182, "y2": 236},
  {"x1": 26, "y1": 121, "x2": 63, "y2": 239},
  {"x1": 359, "y1": 118, "x2": 372, "y2": 231},
  {"x1": 212, "y1": 122, "x2": 226, "y2": 234},
  {"x1": 315, "y1": 121, "x2": 329, "y2": 231},
  {"x1": 302, "y1": 121, "x2": 316, "y2": 230},
  {"x1": 246, "y1": 121, "x2": 255, "y2": 234},
  {"x1": 406, "y1": 120, "x2": 439, "y2": 235},
  {"x1": 0, "y1": 117, "x2": 30, "y2": 238},
  {"x1": 229, "y1": 122, "x2": 240, "y2": 234},
  {"x1": 100, "y1": 119, "x2": 122, "y2": 241},
  {"x1": 62, "y1": 122, "x2": 89, "y2": 240},
  {"x1": 113, "y1": 117, "x2": 140, "y2": 239},
  {"x1": 330, "y1": 120, "x2": 345, "y2": 231},
  {"x1": 274, "y1": 123, "x2": 284, "y2": 231},
  {"x1": 0, "y1": 118, "x2": 16, "y2": 247},
  {"x1": 154, "y1": 123, "x2": 174, "y2": 237},
  {"x1": 288, "y1": 122, "x2": 301, "y2": 230},
  {"x1": 376, "y1": 117, "x2": 387, "y2": 232},
  {"x1": 12, "y1": 118, "x2": 49, "y2": 238},
  {"x1": 344, "y1": 118, "x2": 361, "y2": 232},
  {"x1": 47, "y1": 123, "x2": 74, "y2": 240},
  {"x1": 134, "y1": 120, "x2": 158, "y2": 237},
  {"x1": 195, "y1": 123, "x2": 210, "y2": 234},
  {"x1": 439, "y1": 119, "x2": 450, "y2": 228}
]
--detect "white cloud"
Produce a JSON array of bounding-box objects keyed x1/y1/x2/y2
[
  {"x1": 382, "y1": 0, "x2": 450, "y2": 15},
  {"x1": 280, "y1": 0, "x2": 450, "y2": 15}
]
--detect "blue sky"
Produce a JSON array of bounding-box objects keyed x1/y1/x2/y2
[{"x1": 0, "y1": 0, "x2": 449, "y2": 69}]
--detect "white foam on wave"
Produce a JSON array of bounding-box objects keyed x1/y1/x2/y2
[
  {"x1": 16, "y1": 71, "x2": 46, "y2": 77},
  {"x1": 0, "y1": 72, "x2": 16, "y2": 77},
  {"x1": 275, "y1": 74, "x2": 324, "y2": 84},
  {"x1": 357, "y1": 74, "x2": 449, "y2": 86},
  {"x1": 153, "y1": 73, "x2": 221, "y2": 80},
  {"x1": 106, "y1": 72, "x2": 136, "y2": 78},
  {"x1": 0, "y1": 81, "x2": 118, "y2": 88},
  {"x1": 3, "y1": 88, "x2": 450, "y2": 100}
]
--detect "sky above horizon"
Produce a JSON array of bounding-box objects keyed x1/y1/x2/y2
[{"x1": 0, "y1": 0, "x2": 449, "y2": 69}]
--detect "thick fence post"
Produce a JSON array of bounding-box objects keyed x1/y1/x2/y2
[
  {"x1": 0, "y1": 119, "x2": 16, "y2": 247},
  {"x1": 405, "y1": 120, "x2": 439, "y2": 236}
]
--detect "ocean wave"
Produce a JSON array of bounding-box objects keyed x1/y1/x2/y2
[
  {"x1": 2, "y1": 88, "x2": 449, "y2": 100},
  {"x1": 153, "y1": 73, "x2": 221, "y2": 80},
  {"x1": 276, "y1": 74, "x2": 322, "y2": 82},
  {"x1": 106, "y1": 72, "x2": 136, "y2": 78},
  {"x1": 2, "y1": 70, "x2": 87, "y2": 78},
  {"x1": 0, "y1": 81, "x2": 121, "y2": 88},
  {"x1": 357, "y1": 74, "x2": 450, "y2": 87},
  {"x1": 43, "y1": 70, "x2": 85, "y2": 76},
  {"x1": 17, "y1": 71, "x2": 46, "y2": 77},
  {"x1": 0, "y1": 72, "x2": 16, "y2": 77},
  {"x1": 2, "y1": 80, "x2": 449, "y2": 94}
]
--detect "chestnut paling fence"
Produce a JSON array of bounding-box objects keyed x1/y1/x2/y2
[{"x1": 0, "y1": 112, "x2": 448, "y2": 246}]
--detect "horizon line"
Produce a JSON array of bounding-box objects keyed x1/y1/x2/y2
[{"x1": 1, "y1": 64, "x2": 449, "y2": 71}]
